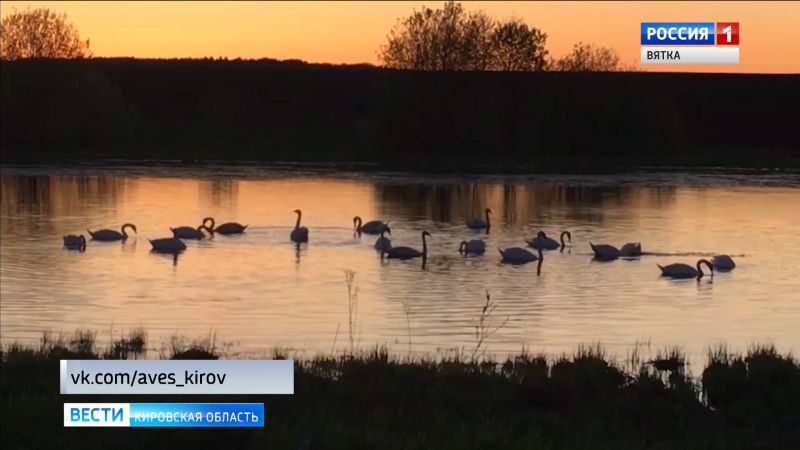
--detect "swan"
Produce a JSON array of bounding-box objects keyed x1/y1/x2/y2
[
  {"x1": 171, "y1": 224, "x2": 214, "y2": 240},
  {"x1": 711, "y1": 255, "x2": 736, "y2": 271},
  {"x1": 149, "y1": 237, "x2": 187, "y2": 253},
  {"x1": 590, "y1": 241, "x2": 642, "y2": 260},
  {"x1": 63, "y1": 234, "x2": 86, "y2": 251},
  {"x1": 466, "y1": 208, "x2": 492, "y2": 231},
  {"x1": 374, "y1": 229, "x2": 392, "y2": 252},
  {"x1": 527, "y1": 231, "x2": 571, "y2": 251},
  {"x1": 87, "y1": 223, "x2": 137, "y2": 241},
  {"x1": 658, "y1": 259, "x2": 713, "y2": 279},
  {"x1": 383, "y1": 231, "x2": 430, "y2": 260},
  {"x1": 290, "y1": 209, "x2": 309, "y2": 243},
  {"x1": 354, "y1": 216, "x2": 390, "y2": 235},
  {"x1": 499, "y1": 246, "x2": 542, "y2": 264},
  {"x1": 459, "y1": 239, "x2": 486, "y2": 255},
  {"x1": 590, "y1": 243, "x2": 620, "y2": 260},
  {"x1": 620, "y1": 242, "x2": 642, "y2": 257},
  {"x1": 203, "y1": 217, "x2": 247, "y2": 235}
]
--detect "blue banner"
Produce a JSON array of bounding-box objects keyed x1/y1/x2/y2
[
  {"x1": 641, "y1": 22, "x2": 715, "y2": 45},
  {"x1": 65, "y1": 403, "x2": 264, "y2": 427},
  {"x1": 130, "y1": 403, "x2": 264, "y2": 427}
]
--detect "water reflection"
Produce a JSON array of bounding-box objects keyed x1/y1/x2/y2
[
  {"x1": 149, "y1": 250, "x2": 181, "y2": 267},
  {"x1": 0, "y1": 175, "x2": 134, "y2": 237},
  {"x1": 372, "y1": 182, "x2": 681, "y2": 228},
  {"x1": 294, "y1": 242, "x2": 304, "y2": 266},
  {"x1": 199, "y1": 179, "x2": 239, "y2": 208},
  {"x1": 1, "y1": 169, "x2": 799, "y2": 363}
]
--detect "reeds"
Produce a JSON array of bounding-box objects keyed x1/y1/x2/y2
[
  {"x1": 471, "y1": 291, "x2": 509, "y2": 360},
  {"x1": 344, "y1": 269, "x2": 360, "y2": 356},
  {"x1": 3, "y1": 330, "x2": 798, "y2": 449}
]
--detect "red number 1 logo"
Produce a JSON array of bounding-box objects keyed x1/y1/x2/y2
[{"x1": 716, "y1": 22, "x2": 739, "y2": 45}]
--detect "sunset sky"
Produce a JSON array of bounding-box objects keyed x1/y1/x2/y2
[{"x1": 1, "y1": 1, "x2": 798, "y2": 73}]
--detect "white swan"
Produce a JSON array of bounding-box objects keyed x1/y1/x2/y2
[
  {"x1": 374, "y1": 229, "x2": 392, "y2": 252},
  {"x1": 527, "y1": 231, "x2": 571, "y2": 251},
  {"x1": 711, "y1": 255, "x2": 736, "y2": 271},
  {"x1": 290, "y1": 209, "x2": 309, "y2": 243},
  {"x1": 354, "y1": 216, "x2": 390, "y2": 235},
  {"x1": 459, "y1": 239, "x2": 486, "y2": 255},
  {"x1": 466, "y1": 208, "x2": 492, "y2": 231},
  {"x1": 203, "y1": 217, "x2": 247, "y2": 235},
  {"x1": 590, "y1": 242, "x2": 642, "y2": 260},
  {"x1": 63, "y1": 234, "x2": 86, "y2": 251},
  {"x1": 499, "y1": 246, "x2": 542, "y2": 264},
  {"x1": 658, "y1": 259, "x2": 713, "y2": 279},
  {"x1": 383, "y1": 231, "x2": 429, "y2": 260},
  {"x1": 88, "y1": 223, "x2": 137, "y2": 241},
  {"x1": 149, "y1": 237, "x2": 187, "y2": 253},
  {"x1": 171, "y1": 225, "x2": 213, "y2": 240}
]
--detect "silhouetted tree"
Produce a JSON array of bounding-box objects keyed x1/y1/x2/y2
[
  {"x1": 554, "y1": 42, "x2": 622, "y2": 72},
  {"x1": 379, "y1": 2, "x2": 549, "y2": 72},
  {"x1": 489, "y1": 18, "x2": 548, "y2": 71},
  {"x1": 0, "y1": 8, "x2": 90, "y2": 60},
  {"x1": 379, "y1": 1, "x2": 491, "y2": 70},
  {"x1": 457, "y1": 8, "x2": 494, "y2": 71}
]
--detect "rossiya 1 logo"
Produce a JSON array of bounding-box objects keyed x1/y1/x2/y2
[
  {"x1": 640, "y1": 22, "x2": 739, "y2": 64},
  {"x1": 715, "y1": 22, "x2": 739, "y2": 45}
]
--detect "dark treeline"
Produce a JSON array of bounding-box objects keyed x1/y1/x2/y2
[{"x1": 2, "y1": 58, "x2": 798, "y2": 171}]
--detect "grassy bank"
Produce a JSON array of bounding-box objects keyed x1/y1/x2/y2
[
  {"x1": 2, "y1": 58, "x2": 799, "y2": 171},
  {"x1": 2, "y1": 330, "x2": 799, "y2": 449}
]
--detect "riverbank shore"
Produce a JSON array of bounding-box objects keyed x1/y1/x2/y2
[
  {"x1": 3, "y1": 155, "x2": 800, "y2": 176},
  {"x1": 2, "y1": 330, "x2": 798, "y2": 449}
]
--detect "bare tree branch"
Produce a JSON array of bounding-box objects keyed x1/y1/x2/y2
[{"x1": 1, "y1": 7, "x2": 91, "y2": 60}]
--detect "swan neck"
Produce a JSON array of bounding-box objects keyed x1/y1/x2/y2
[
  {"x1": 295, "y1": 211, "x2": 302, "y2": 229},
  {"x1": 121, "y1": 223, "x2": 136, "y2": 237},
  {"x1": 697, "y1": 259, "x2": 713, "y2": 278},
  {"x1": 422, "y1": 233, "x2": 428, "y2": 257}
]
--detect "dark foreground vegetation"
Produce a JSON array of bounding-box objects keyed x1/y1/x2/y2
[
  {"x1": 2, "y1": 330, "x2": 799, "y2": 449},
  {"x1": 2, "y1": 58, "x2": 799, "y2": 172}
]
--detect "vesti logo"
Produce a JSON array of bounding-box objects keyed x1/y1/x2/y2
[
  {"x1": 64, "y1": 403, "x2": 129, "y2": 427},
  {"x1": 640, "y1": 21, "x2": 740, "y2": 65}
]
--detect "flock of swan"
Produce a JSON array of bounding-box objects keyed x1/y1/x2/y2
[{"x1": 62, "y1": 208, "x2": 736, "y2": 279}]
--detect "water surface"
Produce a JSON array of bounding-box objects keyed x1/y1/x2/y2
[{"x1": 2, "y1": 166, "x2": 799, "y2": 362}]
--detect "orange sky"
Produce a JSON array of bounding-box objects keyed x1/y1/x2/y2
[{"x1": 1, "y1": 1, "x2": 798, "y2": 73}]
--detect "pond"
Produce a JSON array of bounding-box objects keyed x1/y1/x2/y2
[{"x1": 1, "y1": 165, "x2": 799, "y2": 362}]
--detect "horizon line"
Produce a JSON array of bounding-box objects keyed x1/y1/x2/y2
[{"x1": 5, "y1": 56, "x2": 798, "y2": 75}]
